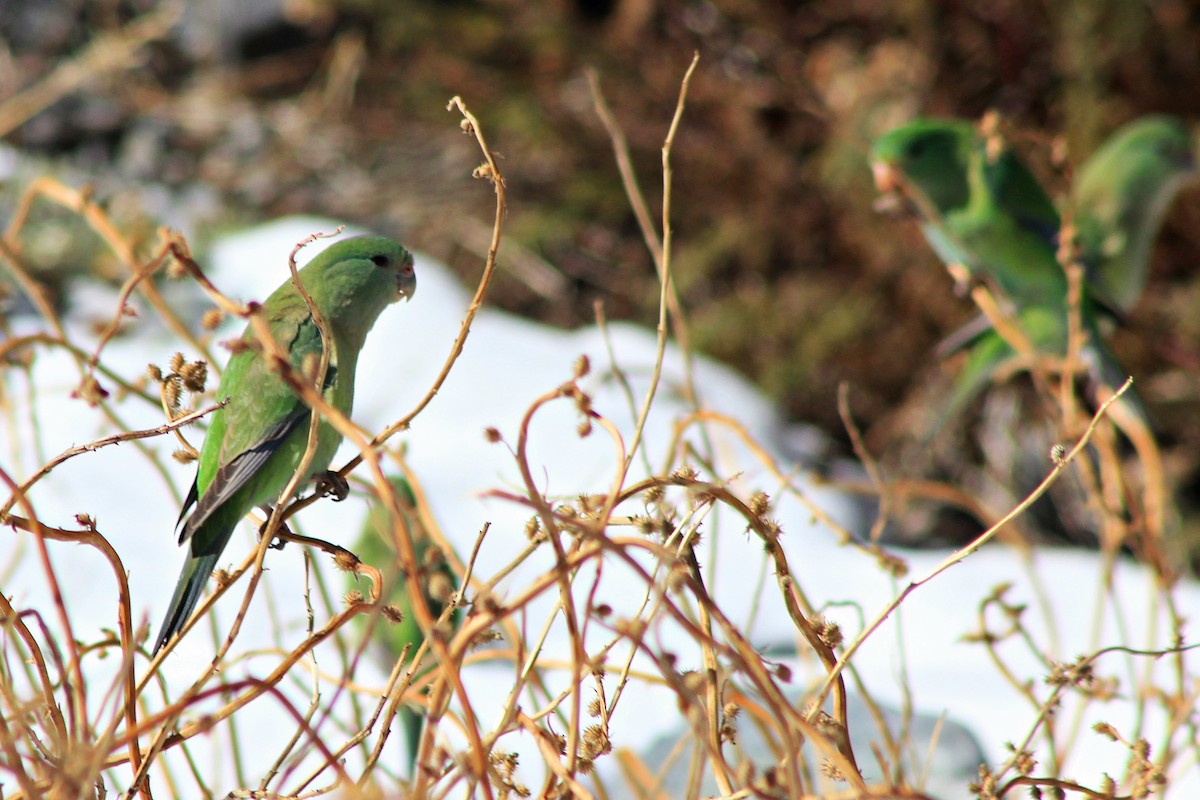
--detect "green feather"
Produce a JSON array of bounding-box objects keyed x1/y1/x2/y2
[
  {"x1": 871, "y1": 118, "x2": 1143, "y2": 423},
  {"x1": 154, "y1": 236, "x2": 416, "y2": 654},
  {"x1": 350, "y1": 476, "x2": 459, "y2": 773},
  {"x1": 1071, "y1": 115, "x2": 1197, "y2": 313}
]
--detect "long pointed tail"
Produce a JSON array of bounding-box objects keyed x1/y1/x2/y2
[
  {"x1": 402, "y1": 704, "x2": 424, "y2": 773},
  {"x1": 153, "y1": 552, "x2": 220, "y2": 654}
]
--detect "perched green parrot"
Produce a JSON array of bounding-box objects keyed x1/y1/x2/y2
[
  {"x1": 871, "y1": 117, "x2": 1065, "y2": 308},
  {"x1": 870, "y1": 119, "x2": 1138, "y2": 422},
  {"x1": 349, "y1": 476, "x2": 459, "y2": 772},
  {"x1": 153, "y1": 236, "x2": 417, "y2": 654},
  {"x1": 1071, "y1": 115, "x2": 1196, "y2": 314}
]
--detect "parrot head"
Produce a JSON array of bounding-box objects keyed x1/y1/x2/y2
[{"x1": 870, "y1": 119, "x2": 977, "y2": 220}]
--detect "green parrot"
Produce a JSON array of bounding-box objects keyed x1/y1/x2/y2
[
  {"x1": 349, "y1": 476, "x2": 459, "y2": 772},
  {"x1": 1071, "y1": 115, "x2": 1196, "y2": 314},
  {"x1": 153, "y1": 236, "x2": 417, "y2": 654},
  {"x1": 870, "y1": 118, "x2": 1137, "y2": 422},
  {"x1": 871, "y1": 117, "x2": 1065, "y2": 307}
]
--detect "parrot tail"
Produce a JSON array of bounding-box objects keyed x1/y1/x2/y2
[
  {"x1": 153, "y1": 551, "x2": 220, "y2": 654},
  {"x1": 402, "y1": 704, "x2": 424, "y2": 774}
]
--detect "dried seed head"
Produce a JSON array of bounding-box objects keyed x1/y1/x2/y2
[
  {"x1": 469, "y1": 628, "x2": 502, "y2": 649},
  {"x1": 344, "y1": 590, "x2": 364, "y2": 605},
  {"x1": 179, "y1": 360, "x2": 207, "y2": 393},
  {"x1": 1050, "y1": 443, "x2": 1066, "y2": 466},
  {"x1": 587, "y1": 696, "x2": 602, "y2": 717},
  {"x1": 577, "y1": 418, "x2": 593, "y2": 438},
  {"x1": 172, "y1": 448, "x2": 198, "y2": 464},
  {"x1": 170, "y1": 352, "x2": 185, "y2": 372},
  {"x1": 671, "y1": 465, "x2": 698, "y2": 482},
  {"x1": 489, "y1": 751, "x2": 519, "y2": 777},
  {"x1": 1009, "y1": 745, "x2": 1036, "y2": 776},
  {"x1": 748, "y1": 490, "x2": 769, "y2": 517},
  {"x1": 582, "y1": 724, "x2": 610, "y2": 757},
  {"x1": 146, "y1": 364, "x2": 163, "y2": 382},
  {"x1": 333, "y1": 550, "x2": 360, "y2": 572},
  {"x1": 74, "y1": 375, "x2": 109, "y2": 406},
  {"x1": 524, "y1": 516, "x2": 541, "y2": 540},
  {"x1": 484, "y1": 426, "x2": 502, "y2": 443},
  {"x1": 163, "y1": 375, "x2": 182, "y2": 410},
  {"x1": 811, "y1": 616, "x2": 843, "y2": 649},
  {"x1": 381, "y1": 603, "x2": 405, "y2": 624},
  {"x1": 573, "y1": 354, "x2": 590, "y2": 378},
  {"x1": 761, "y1": 518, "x2": 782, "y2": 541},
  {"x1": 201, "y1": 308, "x2": 224, "y2": 330}
]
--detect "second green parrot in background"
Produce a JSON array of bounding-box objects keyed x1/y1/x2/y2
[
  {"x1": 154, "y1": 236, "x2": 417, "y2": 654},
  {"x1": 870, "y1": 117, "x2": 1149, "y2": 423},
  {"x1": 350, "y1": 476, "x2": 459, "y2": 773},
  {"x1": 1070, "y1": 115, "x2": 1197, "y2": 314},
  {"x1": 871, "y1": 117, "x2": 1066, "y2": 308}
]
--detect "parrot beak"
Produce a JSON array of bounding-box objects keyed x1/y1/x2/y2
[
  {"x1": 396, "y1": 259, "x2": 417, "y2": 302},
  {"x1": 871, "y1": 160, "x2": 918, "y2": 218},
  {"x1": 871, "y1": 160, "x2": 900, "y2": 194}
]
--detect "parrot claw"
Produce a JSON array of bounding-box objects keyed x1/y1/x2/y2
[
  {"x1": 316, "y1": 470, "x2": 350, "y2": 502},
  {"x1": 256, "y1": 508, "x2": 292, "y2": 550}
]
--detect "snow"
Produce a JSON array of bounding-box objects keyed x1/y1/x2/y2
[{"x1": 3, "y1": 216, "x2": 1197, "y2": 797}]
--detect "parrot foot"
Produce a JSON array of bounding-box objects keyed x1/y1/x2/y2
[
  {"x1": 315, "y1": 470, "x2": 350, "y2": 502},
  {"x1": 256, "y1": 508, "x2": 292, "y2": 550}
]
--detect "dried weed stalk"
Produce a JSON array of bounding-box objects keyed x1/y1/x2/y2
[{"x1": 0, "y1": 61, "x2": 1196, "y2": 800}]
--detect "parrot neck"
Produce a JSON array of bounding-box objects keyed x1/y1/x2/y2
[{"x1": 310, "y1": 282, "x2": 393, "y2": 355}]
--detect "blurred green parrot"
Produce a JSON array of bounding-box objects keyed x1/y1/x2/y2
[
  {"x1": 1070, "y1": 115, "x2": 1197, "y2": 314},
  {"x1": 154, "y1": 236, "x2": 417, "y2": 654},
  {"x1": 870, "y1": 118, "x2": 1139, "y2": 422},
  {"x1": 350, "y1": 476, "x2": 459, "y2": 773}
]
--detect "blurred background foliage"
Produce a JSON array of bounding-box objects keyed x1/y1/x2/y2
[{"x1": 3, "y1": 0, "x2": 1200, "y2": 548}]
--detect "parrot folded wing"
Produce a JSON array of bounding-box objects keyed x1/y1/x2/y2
[{"x1": 178, "y1": 410, "x2": 310, "y2": 544}]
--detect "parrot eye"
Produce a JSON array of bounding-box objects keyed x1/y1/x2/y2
[{"x1": 370, "y1": 254, "x2": 390, "y2": 267}]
